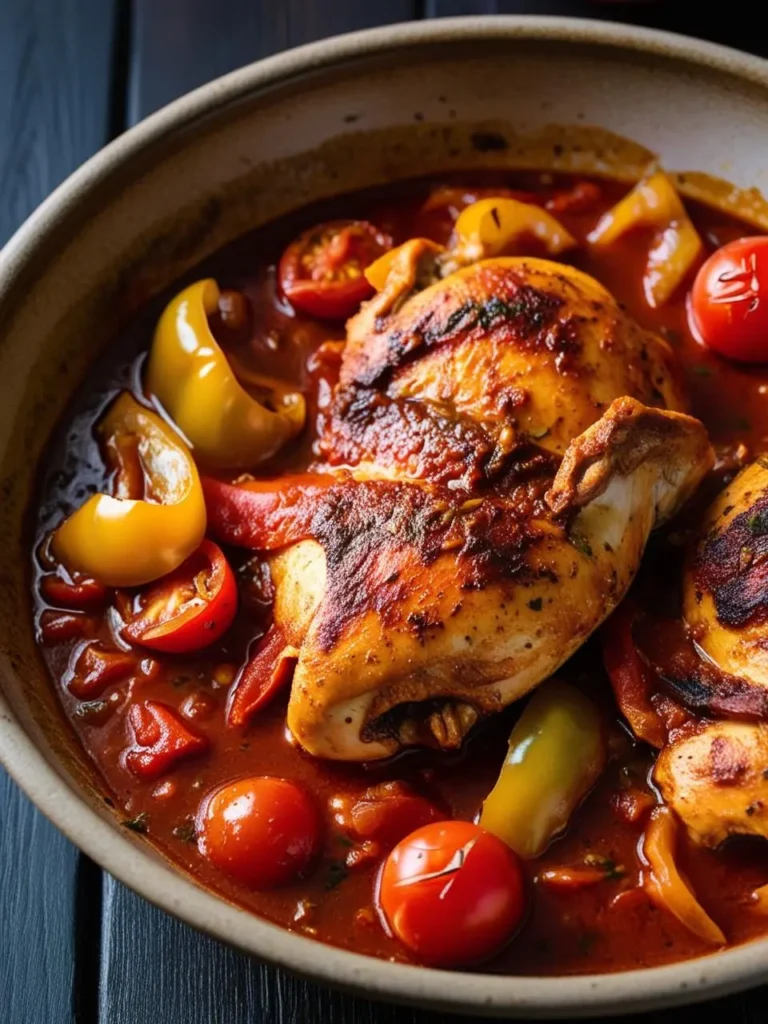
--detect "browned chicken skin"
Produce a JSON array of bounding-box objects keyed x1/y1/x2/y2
[
  {"x1": 651, "y1": 461, "x2": 768, "y2": 846},
  {"x1": 210, "y1": 252, "x2": 712, "y2": 760},
  {"x1": 270, "y1": 256, "x2": 709, "y2": 759}
]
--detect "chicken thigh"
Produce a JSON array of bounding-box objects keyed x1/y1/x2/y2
[{"x1": 206, "y1": 253, "x2": 711, "y2": 760}]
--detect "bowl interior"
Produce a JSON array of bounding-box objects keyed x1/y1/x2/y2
[{"x1": 2, "y1": 20, "x2": 768, "y2": 1017}]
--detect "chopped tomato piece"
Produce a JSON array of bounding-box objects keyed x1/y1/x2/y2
[
  {"x1": 38, "y1": 610, "x2": 93, "y2": 645},
  {"x1": 39, "y1": 572, "x2": 108, "y2": 610},
  {"x1": 611, "y1": 787, "x2": 656, "y2": 825},
  {"x1": 278, "y1": 220, "x2": 392, "y2": 320},
  {"x1": 67, "y1": 643, "x2": 136, "y2": 699},
  {"x1": 330, "y1": 781, "x2": 444, "y2": 853},
  {"x1": 601, "y1": 600, "x2": 668, "y2": 749},
  {"x1": 545, "y1": 181, "x2": 602, "y2": 215},
  {"x1": 610, "y1": 887, "x2": 650, "y2": 913},
  {"x1": 226, "y1": 625, "x2": 297, "y2": 727},
  {"x1": 123, "y1": 700, "x2": 209, "y2": 779},
  {"x1": 122, "y1": 540, "x2": 237, "y2": 654}
]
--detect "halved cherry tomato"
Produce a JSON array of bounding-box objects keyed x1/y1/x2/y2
[
  {"x1": 123, "y1": 700, "x2": 209, "y2": 779},
  {"x1": 689, "y1": 237, "x2": 768, "y2": 363},
  {"x1": 122, "y1": 540, "x2": 237, "y2": 654},
  {"x1": 197, "y1": 776, "x2": 320, "y2": 888},
  {"x1": 226, "y1": 625, "x2": 297, "y2": 727},
  {"x1": 278, "y1": 220, "x2": 392, "y2": 320},
  {"x1": 377, "y1": 821, "x2": 525, "y2": 967}
]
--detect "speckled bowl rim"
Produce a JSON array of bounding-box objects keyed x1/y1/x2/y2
[{"x1": 2, "y1": 16, "x2": 768, "y2": 1018}]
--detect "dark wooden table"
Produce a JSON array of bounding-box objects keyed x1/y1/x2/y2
[{"x1": 2, "y1": 3, "x2": 768, "y2": 1022}]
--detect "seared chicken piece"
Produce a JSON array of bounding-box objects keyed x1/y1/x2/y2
[
  {"x1": 680, "y1": 460, "x2": 768, "y2": 715},
  {"x1": 654, "y1": 720, "x2": 768, "y2": 847},
  {"x1": 320, "y1": 256, "x2": 687, "y2": 486},
  {"x1": 207, "y1": 252, "x2": 712, "y2": 760}
]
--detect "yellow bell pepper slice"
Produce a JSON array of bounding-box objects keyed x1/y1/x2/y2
[
  {"x1": 642, "y1": 806, "x2": 725, "y2": 945},
  {"x1": 452, "y1": 197, "x2": 577, "y2": 263},
  {"x1": 146, "y1": 279, "x2": 305, "y2": 469},
  {"x1": 364, "y1": 238, "x2": 445, "y2": 293},
  {"x1": 479, "y1": 679, "x2": 606, "y2": 859},
  {"x1": 588, "y1": 171, "x2": 704, "y2": 308},
  {"x1": 52, "y1": 393, "x2": 206, "y2": 587}
]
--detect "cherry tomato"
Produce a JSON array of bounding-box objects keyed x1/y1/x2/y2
[
  {"x1": 278, "y1": 220, "x2": 392, "y2": 320},
  {"x1": 688, "y1": 236, "x2": 768, "y2": 362},
  {"x1": 122, "y1": 540, "x2": 237, "y2": 654},
  {"x1": 197, "y1": 777, "x2": 320, "y2": 889},
  {"x1": 377, "y1": 820, "x2": 525, "y2": 967}
]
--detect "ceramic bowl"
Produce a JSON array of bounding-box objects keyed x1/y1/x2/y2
[{"x1": 2, "y1": 16, "x2": 768, "y2": 1017}]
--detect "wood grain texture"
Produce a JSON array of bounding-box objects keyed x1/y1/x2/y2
[
  {"x1": 426, "y1": 0, "x2": 766, "y2": 55},
  {"x1": 0, "y1": 2, "x2": 116, "y2": 1023},
  {"x1": 100, "y1": 884, "x2": 477, "y2": 1024},
  {"x1": 0, "y1": 0, "x2": 118, "y2": 246},
  {"x1": 0, "y1": 771, "x2": 79, "y2": 1024},
  {"x1": 128, "y1": 0, "x2": 418, "y2": 122}
]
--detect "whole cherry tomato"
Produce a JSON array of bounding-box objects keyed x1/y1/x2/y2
[
  {"x1": 122, "y1": 540, "x2": 237, "y2": 654},
  {"x1": 688, "y1": 237, "x2": 768, "y2": 362},
  {"x1": 278, "y1": 220, "x2": 392, "y2": 320},
  {"x1": 377, "y1": 820, "x2": 525, "y2": 967},
  {"x1": 197, "y1": 777, "x2": 321, "y2": 889}
]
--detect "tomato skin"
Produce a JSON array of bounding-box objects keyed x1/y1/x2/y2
[
  {"x1": 68, "y1": 643, "x2": 136, "y2": 699},
  {"x1": 122, "y1": 540, "x2": 237, "y2": 654},
  {"x1": 332, "y1": 781, "x2": 444, "y2": 850},
  {"x1": 377, "y1": 821, "x2": 525, "y2": 967},
  {"x1": 123, "y1": 700, "x2": 209, "y2": 779},
  {"x1": 278, "y1": 220, "x2": 392, "y2": 321},
  {"x1": 198, "y1": 777, "x2": 320, "y2": 889},
  {"x1": 40, "y1": 572, "x2": 108, "y2": 610},
  {"x1": 689, "y1": 237, "x2": 768, "y2": 363}
]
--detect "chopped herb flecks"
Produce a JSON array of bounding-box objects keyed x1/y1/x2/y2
[
  {"x1": 122, "y1": 812, "x2": 149, "y2": 834},
  {"x1": 570, "y1": 533, "x2": 593, "y2": 558},
  {"x1": 747, "y1": 509, "x2": 768, "y2": 536},
  {"x1": 172, "y1": 820, "x2": 198, "y2": 843}
]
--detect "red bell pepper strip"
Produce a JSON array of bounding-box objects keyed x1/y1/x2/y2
[{"x1": 202, "y1": 474, "x2": 336, "y2": 550}]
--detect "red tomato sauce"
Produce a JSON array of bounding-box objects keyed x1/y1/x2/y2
[{"x1": 30, "y1": 171, "x2": 768, "y2": 975}]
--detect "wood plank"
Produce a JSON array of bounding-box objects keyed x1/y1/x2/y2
[
  {"x1": 0, "y1": 2, "x2": 117, "y2": 1022},
  {"x1": 426, "y1": 0, "x2": 766, "y2": 55},
  {"x1": 128, "y1": 0, "x2": 417, "y2": 122},
  {"x1": 99, "y1": 884, "x2": 474, "y2": 1024},
  {"x1": 0, "y1": 772, "x2": 78, "y2": 1024},
  {"x1": 0, "y1": 0, "x2": 118, "y2": 246}
]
